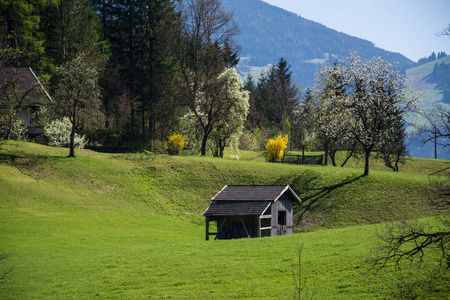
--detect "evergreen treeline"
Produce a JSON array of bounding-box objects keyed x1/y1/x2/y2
[
  {"x1": 417, "y1": 51, "x2": 447, "y2": 65},
  {"x1": 431, "y1": 62, "x2": 450, "y2": 103}
]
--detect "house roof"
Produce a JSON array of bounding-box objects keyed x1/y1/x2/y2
[
  {"x1": 0, "y1": 67, "x2": 53, "y2": 105},
  {"x1": 204, "y1": 185, "x2": 301, "y2": 216}
]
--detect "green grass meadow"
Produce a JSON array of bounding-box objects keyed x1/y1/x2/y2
[{"x1": 1, "y1": 141, "x2": 449, "y2": 299}]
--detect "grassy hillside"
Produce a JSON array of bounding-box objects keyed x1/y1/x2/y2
[
  {"x1": 406, "y1": 55, "x2": 450, "y2": 107},
  {"x1": 1, "y1": 141, "x2": 449, "y2": 298}
]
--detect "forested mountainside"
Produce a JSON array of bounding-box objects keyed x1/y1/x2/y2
[
  {"x1": 221, "y1": 0, "x2": 416, "y2": 86},
  {"x1": 405, "y1": 55, "x2": 450, "y2": 159}
]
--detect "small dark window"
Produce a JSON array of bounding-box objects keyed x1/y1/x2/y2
[{"x1": 278, "y1": 211, "x2": 286, "y2": 226}]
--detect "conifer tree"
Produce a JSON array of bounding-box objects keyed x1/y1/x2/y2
[
  {"x1": 0, "y1": 0, "x2": 48, "y2": 68},
  {"x1": 258, "y1": 58, "x2": 299, "y2": 136},
  {"x1": 40, "y1": 0, "x2": 105, "y2": 68}
]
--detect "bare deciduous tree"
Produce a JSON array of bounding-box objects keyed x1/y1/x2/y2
[
  {"x1": 369, "y1": 174, "x2": 450, "y2": 272},
  {"x1": 413, "y1": 104, "x2": 450, "y2": 157},
  {"x1": 176, "y1": 0, "x2": 239, "y2": 156},
  {"x1": 370, "y1": 219, "x2": 450, "y2": 270}
]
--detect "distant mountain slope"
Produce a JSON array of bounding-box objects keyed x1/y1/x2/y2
[
  {"x1": 406, "y1": 55, "x2": 450, "y2": 107},
  {"x1": 405, "y1": 55, "x2": 450, "y2": 160},
  {"x1": 221, "y1": 0, "x2": 415, "y2": 86}
]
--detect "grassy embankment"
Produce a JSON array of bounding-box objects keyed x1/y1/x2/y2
[
  {"x1": 406, "y1": 54, "x2": 450, "y2": 107},
  {"x1": 0, "y1": 141, "x2": 449, "y2": 298}
]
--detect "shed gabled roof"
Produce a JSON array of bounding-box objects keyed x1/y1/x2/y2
[
  {"x1": 212, "y1": 185, "x2": 301, "y2": 202},
  {"x1": 0, "y1": 67, "x2": 53, "y2": 105},
  {"x1": 203, "y1": 201, "x2": 272, "y2": 217},
  {"x1": 203, "y1": 185, "x2": 301, "y2": 217}
]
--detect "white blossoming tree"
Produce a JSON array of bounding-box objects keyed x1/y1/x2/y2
[
  {"x1": 181, "y1": 68, "x2": 249, "y2": 157},
  {"x1": 44, "y1": 117, "x2": 87, "y2": 149},
  {"x1": 317, "y1": 53, "x2": 416, "y2": 176},
  {"x1": 316, "y1": 63, "x2": 353, "y2": 166},
  {"x1": 210, "y1": 68, "x2": 249, "y2": 157},
  {"x1": 53, "y1": 53, "x2": 101, "y2": 157}
]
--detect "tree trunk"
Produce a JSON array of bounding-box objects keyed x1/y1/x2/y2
[
  {"x1": 364, "y1": 148, "x2": 371, "y2": 176},
  {"x1": 201, "y1": 133, "x2": 208, "y2": 156},
  {"x1": 330, "y1": 150, "x2": 337, "y2": 167},
  {"x1": 434, "y1": 128, "x2": 438, "y2": 159},
  {"x1": 68, "y1": 103, "x2": 76, "y2": 158},
  {"x1": 324, "y1": 141, "x2": 329, "y2": 165},
  {"x1": 69, "y1": 122, "x2": 75, "y2": 158},
  {"x1": 341, "y1": 142, "x2": 357, "y2": 167},
  {"x1": 141, "y1": 109, "x2": 146, "y2": 149},
  {"x1": 219, "y1": 140, "x2": 225, "y2": 158}
]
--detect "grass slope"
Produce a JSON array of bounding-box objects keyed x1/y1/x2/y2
[
  {"x1": 0, "y1": 141, "x2": 449, "y2": 298},
  {"x1": 406, "y1": 55, "x2": 450, "y2": 107}
]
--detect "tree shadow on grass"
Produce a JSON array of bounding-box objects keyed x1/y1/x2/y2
[
  {"x1": 429, "y1": 166, "x2": 450, "y2": 176},
  {"x1": 0, "y1": 145, "x2": 71, "y2": 180},
  {"x1": 275, "y1": 171, "x2": 364, "y2": 226}
]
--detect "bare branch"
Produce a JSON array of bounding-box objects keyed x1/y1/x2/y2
[
  {"x1": 369, "y1": 218, "x2": 450, "y2": 272},
  {"x1": 436, "y1": 24, "x2": 450, "y2": 37}
]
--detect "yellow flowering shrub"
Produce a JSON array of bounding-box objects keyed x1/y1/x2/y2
[
  {"x1": 265, "y1": 135, "x2": 288, "y2": 162},
  {"x1": 168, "y1": 132, "x2": 186, "y2": 155}
]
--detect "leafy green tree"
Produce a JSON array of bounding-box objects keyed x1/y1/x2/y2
[
  {"x1": 53, "y1": 53, "x2": 101, "y2": 157},
  {"x1": 377, "y1": 101, "x2": 408, "y2": 172}
]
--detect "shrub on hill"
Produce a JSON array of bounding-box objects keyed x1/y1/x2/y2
[
  {"x1": 265, "y1": 135, "x2": 288, "y2": 162},
  {"x1": 44, "y1": 117, "x2": 87, "y2": 149},
  {"x1": 167, "y1": 132, "x2": 185, "y2": 155}
]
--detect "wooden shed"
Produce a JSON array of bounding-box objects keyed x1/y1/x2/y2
[{"x1": 203, "y1": 185, "x2": 301, "y2": 240}]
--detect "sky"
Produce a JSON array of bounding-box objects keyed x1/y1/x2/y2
[{"x1": 262, "y1": 0, "x2": 450, "y2": 62}]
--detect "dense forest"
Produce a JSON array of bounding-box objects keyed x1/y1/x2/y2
[
  {"x1": 1, "y1": 0, "x2": 242, "y2": 154},
  {"x1": 430, "y1": 61, "x2": 450, "y2": 103}
]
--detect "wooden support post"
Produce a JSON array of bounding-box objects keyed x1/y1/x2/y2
[
  {"x1": 240, "y1": 216, "x2": 251, "y2": 238},
  {"x1": 205, "y1": 216, "x2": 209, "y2": 241},
  {"x1": 215, "y1": 216, "x2": 227, "y2": 240},
  {"x1": 257, "y1": 216, "x2": 261, "y2": 238}
]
